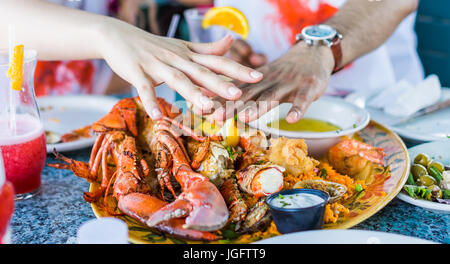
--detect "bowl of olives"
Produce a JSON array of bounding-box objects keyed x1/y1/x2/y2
[{"x1": 397, "y1": 141, "x2": 450, "y2": 214}]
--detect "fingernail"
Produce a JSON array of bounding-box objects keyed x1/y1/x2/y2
[
  {"x1": 288, "y1": 111, "x2": 300, "y2": 122},
  {"x1": 200, "y1": 96, "x2": 213, "y2": 108},
  {"x1": 250, "y1": 71, "x2": 263, "y2": 79},
  {"x1": 150, "y1": 108, "x2": 162, "y2": 119},
  {"x1": 228, "y1": 86, "x2": 242, "y2": 97}
]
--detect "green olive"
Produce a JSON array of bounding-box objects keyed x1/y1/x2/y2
[
  {"x1": 414, "y1": 153, "x2": 430, "y2": 167},
  {"x1": 411, "y1": 164, "x2": 428, "y2": 181},
  {"x1": 416, "y1": 175, "x2": 438, "y2": 187},
  {"x1": 427, "y1": 161, "x2": 444, "y2": 173}
]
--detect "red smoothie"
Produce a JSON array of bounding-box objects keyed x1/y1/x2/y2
[{"x1": 0, "y1": 115, "x2": 46, "y2": 194}]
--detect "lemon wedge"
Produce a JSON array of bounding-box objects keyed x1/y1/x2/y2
[{"x1": 221, "y1": 117, "x2": 240, "y2": 147}]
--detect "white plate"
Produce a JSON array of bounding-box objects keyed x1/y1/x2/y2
[
  {"x1": 368, "y1": 88, "x2": 450, "y2": 143},
  {"x1": 255, "y1": 230, "x2": 436, "y2": 244},
  {"x1": 37, "y1": 95, "x2": 119, "y2": 153},
  {"x1": 397, "y1": 140, "x2": 450, "y2": 214}
]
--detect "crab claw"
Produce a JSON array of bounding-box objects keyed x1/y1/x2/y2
[{"x1": 147, "y1": 180, "x2": 229, "y2": 231}]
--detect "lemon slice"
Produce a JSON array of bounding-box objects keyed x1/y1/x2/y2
[
  {"x1": 202, "y1": 6, "x2": 249, "y2": 39},
  {"x1": 198, "y1": 119, "x2": 221, "y2": 136},
  {"x1": 220, "y1": 117, "x2": 240, "y2": 147}
]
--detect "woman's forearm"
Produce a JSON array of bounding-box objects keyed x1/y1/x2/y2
[
  {"x1": 325, "y1": 0, "x2": 419, "y2": 68},
  {"x1": 0, "y1": 0, "x2": 263, "y2": 119},
  {"x1": 0, "y1": 0, "x2": 108, "y2": 60}
]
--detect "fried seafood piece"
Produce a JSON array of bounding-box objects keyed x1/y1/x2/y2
[
  {"x1": 268, "y1": 137, "x2": 319, "y2": 177},
  {"x1": 327, "y1": 138, "x2": 386, "y2": 179},
  {"x1": 236, "y1": 163, "x2": 285, "y2": 198},
  {"x1": 220, "y1": 178, "x2": 248, "y2": 223}
]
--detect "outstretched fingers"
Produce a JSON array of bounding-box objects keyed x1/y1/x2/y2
[
  {"x1": 286, "y1": 82, "x2": 326, "y2": 124},
  {"x1": 125, "y1": 65, "x2": 163, "y2": 120},
  {"x1": 145, "y1": 60, "x2": 215, "y2": 113}
]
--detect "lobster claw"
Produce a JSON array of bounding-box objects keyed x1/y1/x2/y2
[
  {"x1": 118, "y1": 193, "x2": 219, "y2": 241},
  {"x1": 147, "y1": 180, "x2": 229, "y2": 232},
  {"x1": 91, "y1": 98, "x2": 138, "y2": 137}
]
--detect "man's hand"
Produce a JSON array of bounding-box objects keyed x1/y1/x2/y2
[
  {"x1": 211, "y1": 42, "x2": 334, "y2": 124},
  {"x1": 211, "y1": 0, "x2": 418, "y2": 124},
  {"x1": 229, "y1": 39, "x2": 267, "y2": 69}
]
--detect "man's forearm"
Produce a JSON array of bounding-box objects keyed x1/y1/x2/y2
[
  {"x1": 0, "y1": 0, "x2": 111, "y2": 60},
  {"x1": 325, "y1": 0, "x2": 419, "y2": 68}
]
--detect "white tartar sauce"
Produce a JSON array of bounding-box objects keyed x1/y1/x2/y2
[{"x1": 271, "y1": 193, "x2": 324, "y2": 209}]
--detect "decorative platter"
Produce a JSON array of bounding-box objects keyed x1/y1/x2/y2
[{"x1": 90, "y1": 120, "x2": 410, "y2": 244}]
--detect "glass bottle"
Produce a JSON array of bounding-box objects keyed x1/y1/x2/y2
[{"x1": 0, "y1": 49, "x2": 46, "y2": 200}]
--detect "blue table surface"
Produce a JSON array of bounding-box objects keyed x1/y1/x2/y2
[{"x1": 8, "y1": 94, "x2": 450, "y2": 244}]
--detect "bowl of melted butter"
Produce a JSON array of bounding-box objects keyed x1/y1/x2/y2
[{"x1": 249, "y1": 96, "x2": 370, "y2": 157}]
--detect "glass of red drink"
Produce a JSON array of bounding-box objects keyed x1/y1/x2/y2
[
  {"x1": 0, "y1": 49, "x2": 46, "y2": 200},
  {"x1": 0, "y1": 150, "x2": 15, "y2": 244}
]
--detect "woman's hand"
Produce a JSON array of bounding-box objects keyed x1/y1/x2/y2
[
  {"x1": 211, "y1": 42, "x2": 335, "y2": 123},
  {"x1": 96, "y1": 17, "x2": 263, "y2": 119}
]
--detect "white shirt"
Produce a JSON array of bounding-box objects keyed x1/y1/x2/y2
[{"x1": 215, "y1": 0, "x2": 425, "y2": 94}]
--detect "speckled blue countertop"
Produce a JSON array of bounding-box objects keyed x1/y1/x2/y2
[{"x1": 9, "y1": 147, "x2": 449, "y2": 244}]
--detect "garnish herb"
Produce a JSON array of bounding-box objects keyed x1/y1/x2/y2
[
  {"x1": 407, "y1": 173, "x2": 415, "y2": 185},
  {"x1": 278, "y1": 194, "x2": 285, "y2": 199},
  {"x1": 280, "y1": 201, "x2": 291, "y2": 207},
  {"x1": 320, "y1": 168, "x2": 327, "y2": 178},
  {"x1": 355, "y1": 184, "x2": 363, "y2": 193},
  {"x1": 226, "y1": 146, "x2": 233, "y2": 156}
]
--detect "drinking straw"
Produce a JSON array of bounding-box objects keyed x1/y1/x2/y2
[
  {"x1": 8, "y1": 25, "x2": 17, "y2": 136},
  {"x1": 167, "y1": 14, "x2": 181, "y2": 38}
]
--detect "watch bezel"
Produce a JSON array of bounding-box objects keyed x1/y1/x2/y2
[{"x1": 296, "y1": 24, "x2": 339, "y2": 46}]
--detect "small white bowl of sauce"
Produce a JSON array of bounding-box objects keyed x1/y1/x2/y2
[{"x1": 249, "y1": 96, "x2": 370, "y2": 157}]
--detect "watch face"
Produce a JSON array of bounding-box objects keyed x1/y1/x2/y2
[{"x1": 302, "y1": 25, "x2": 336, "y2": 40}]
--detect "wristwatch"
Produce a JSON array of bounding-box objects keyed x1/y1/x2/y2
[{"x1": 295, "y1": 24, "x2": 343, "y2": 73}]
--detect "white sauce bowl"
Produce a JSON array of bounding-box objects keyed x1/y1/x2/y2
[{"x1": 249, "y1": 97, "x2": 370, "y2": 157}]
